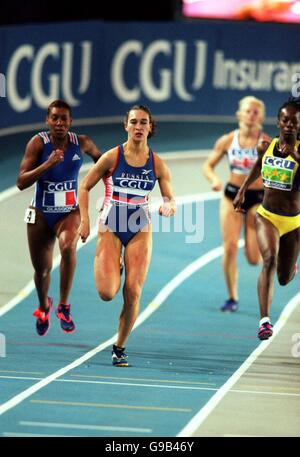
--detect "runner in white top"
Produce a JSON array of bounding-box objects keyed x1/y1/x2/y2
[{"x1": 202, "y1": 96, "x2": 271, "y2": 312}]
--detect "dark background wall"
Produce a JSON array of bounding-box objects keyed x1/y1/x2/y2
[{"x1": 0, "y1": 0, "x2": 180, "y2": 25}]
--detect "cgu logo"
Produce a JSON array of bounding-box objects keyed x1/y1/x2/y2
[
  {"x1": 265, "y1": 156, "x2": 295, "y2": 169},
  {"x1": 46, "y1": 181, "x2": 75, "y2": 191},
  {"x1": 6, "y1": 41, "x2": 92, "y2": 112},
  {"x1": 119, "y1": 179, "x2": 152, "y2": 189},
  {"x1": 111, "y1": 40, "x2": 207, "y2": 103}
]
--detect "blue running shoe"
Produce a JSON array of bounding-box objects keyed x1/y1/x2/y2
[
  {"x1": 112, "y1": 345, "x2": 129, "y2": 367},
  {"x1": 33, "y1": 297, "x2": 52, "y2": 336},
  {"x1": 258, "y1": 322, "x2": 273, "y2": 340},
  {"x1": 55, "y1": 304, "x2": 75, "y2": 333},
  {"x1": 220, "y1": 298, "x2": 238, "y2": 312}
]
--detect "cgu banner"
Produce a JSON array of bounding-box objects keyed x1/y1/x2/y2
[{"x1": 0, "y1": 20, "x2": 299, "y2": 130}]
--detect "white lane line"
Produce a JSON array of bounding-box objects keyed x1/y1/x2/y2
[
  {"x1": 230, "y1": 389, "x2": 300, "y2": 397},
  {"x1": 0, "y1": 241, "x2": 91, "y2": 318},
  {"x1": 6, "y1": 190, "x2": 286, "y2": 428},
  {"x1": 0, "y1": 336, "x2": 117, "y2": 416},
  {"x1": 3, "y1": 432, "x2": 78, "y2": 437},
  {"x1": 0, "y1": 244, "x2": 223, "y2": 415},
  {"x1": 177, "y1": 292, "x2": 300, "y2": 437},
  {"x1": 2, "y1": 375, "x2": 299, "y2": 397},
  {"x1": 0, "y1": 376, "x2": 42, "y2": 381},
  {"x1": 0, "y1": 186, "x2": 19, "y2": 203},
  {"x1": 0, "y1": 191, "x2": 220, "y2": 317},
  {"x1": 0, "y1": 375, "x2": 219, "y2": 391},
  {"x1": 2, "y1": 187, "x2": 299, "y2": 431},
  {"x1": 69, "y1": 374, "x2": 215, "y2": 386},
  {"x1": 0, "y1": 196, "x2": 224, "y2": 417},
  {"x1": 0, "y1": 371, "x2": 215, "y2": 385},
  {"x1": 19, "y1": 420, "x2": 151, "y2": 433}
]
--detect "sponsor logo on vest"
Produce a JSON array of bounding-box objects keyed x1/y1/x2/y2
[
  {"x1": 45, "y1": 180, "x2": 76, "y2": 192},
  {"x1": 265, "y1": 156, "x2": 295, "y2": 169},
  {"x1": 118, "y1": 179, "x2": 152, "y2": 190}
]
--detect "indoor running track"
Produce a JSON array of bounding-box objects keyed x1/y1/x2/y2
[{"x1": 0, "y1": 195, "x2": 299, "y2": 437}]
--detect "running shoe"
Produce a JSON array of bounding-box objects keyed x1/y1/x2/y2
[
  {"x1": 112, "y1": 345, "x2": 129, "y2": 367},
  {"x1": 220, "y1": 298, "x2": 238, "y2": 312},
  {"x1": 55, "y1": 304, "x2": 75, "y2": 333},
  {"x1": 258, "y1": 321, "x2": 273, "y2": 340},
  {"x1": 32, "y1": 297, "x2": 53, "y2": 336}
]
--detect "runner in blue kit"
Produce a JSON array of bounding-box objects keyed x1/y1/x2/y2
[
  {"x1": 98, "y1": 142, "x2": 157, "y2": 246},
  {"x1": 78, "y1": 105, "x2": 176, "y2": 366},
  {"x1": 16, "y1": 99, "x2": 101, "y2": 336}
]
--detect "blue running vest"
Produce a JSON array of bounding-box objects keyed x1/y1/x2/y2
[
  {"x1": 100, "y1": 144, "x2": 157, "y2": 246},
  {"x1": 31, "y1": 131, "x2": 83, "y2": 229}
]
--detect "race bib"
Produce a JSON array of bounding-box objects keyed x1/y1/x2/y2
[{"x1": 24, "y1": 208, "x2": 36, "y2": 224}]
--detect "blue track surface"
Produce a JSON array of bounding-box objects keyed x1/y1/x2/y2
[
  {"x1": 0, "y1": 196, "x2": 298, "y2": 437},
  {"x1": 0, "y1": 120, "x2": 295, "y2": 438}
]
